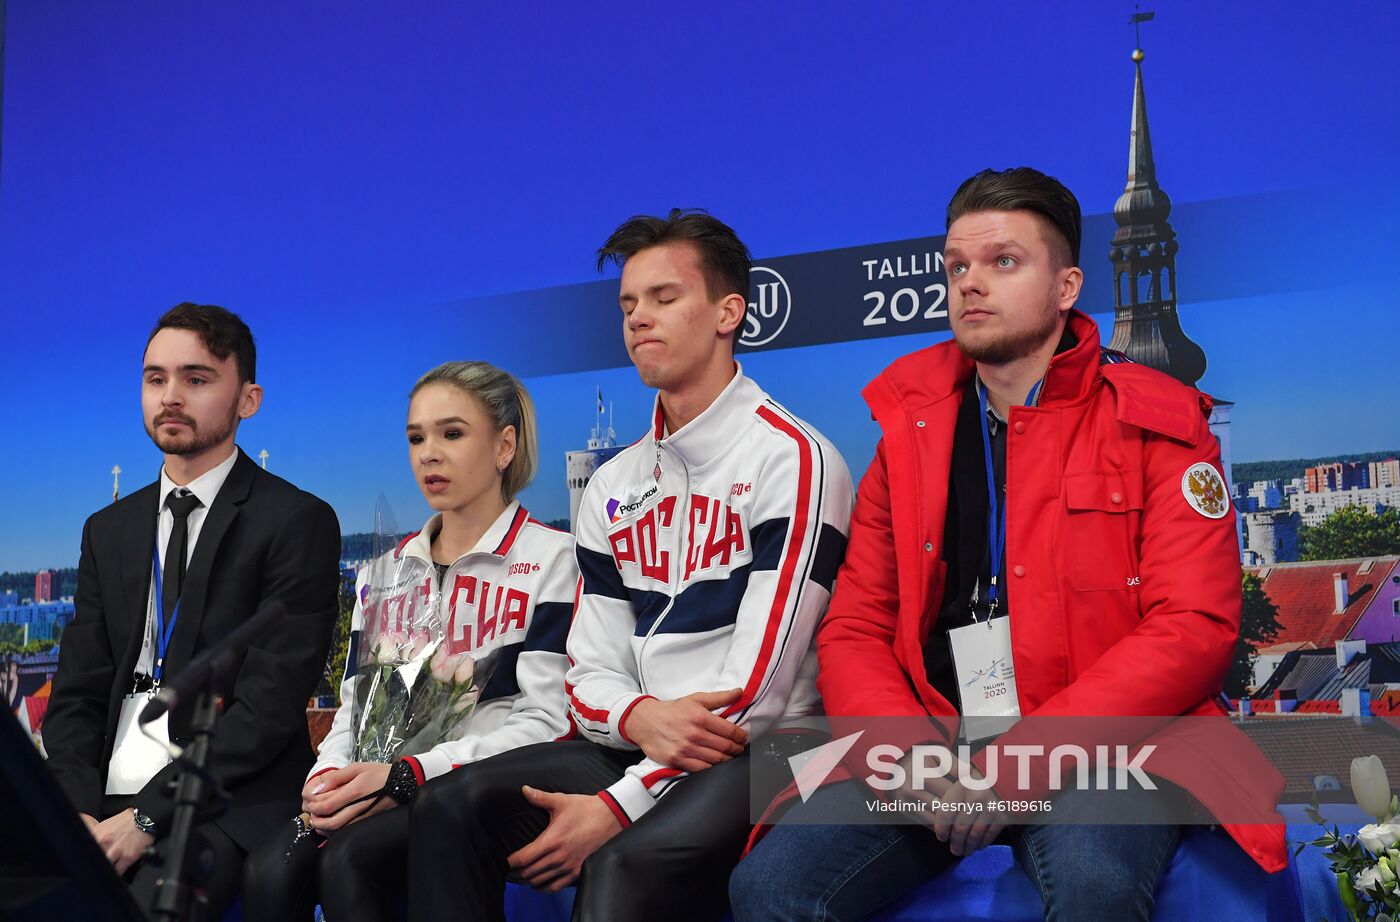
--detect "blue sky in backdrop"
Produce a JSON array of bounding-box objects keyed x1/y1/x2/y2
[{"x1": 2, "y1": 1, "x2": 1398, "y2": 570}]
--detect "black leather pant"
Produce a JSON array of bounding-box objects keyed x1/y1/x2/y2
[
  {"x1": 242, "y1": 805, "x2": 408, "y2": 922},
  {"x1": 407, "y1": 738, "x2": 799, "y2": 922}
]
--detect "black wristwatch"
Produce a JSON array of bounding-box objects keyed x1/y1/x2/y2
[{"x1": 132, "y1": 809, "x2": 158, "y2": 838}]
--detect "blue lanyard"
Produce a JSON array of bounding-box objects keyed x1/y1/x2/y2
[
  {"x1": 150, "y1": 543, "x2": 181, "y2": 685},
  {"x1": 975, "y1": 379, "x2": 1043, "y2": 619}
]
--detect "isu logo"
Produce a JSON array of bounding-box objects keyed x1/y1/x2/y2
[{"x1": 742, "y1": 266, "x2": 791, "y2": 348}]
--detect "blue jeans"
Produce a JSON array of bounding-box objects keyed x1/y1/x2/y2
[{"x1": 729, "y1": 780, "x2": 1184, "y2": 922}]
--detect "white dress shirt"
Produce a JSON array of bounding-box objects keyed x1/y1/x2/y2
[{"x1": 136, "y1": 448, "x2": 240, "y2": 677}]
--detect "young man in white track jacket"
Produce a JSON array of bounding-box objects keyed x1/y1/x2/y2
[
  {"x1": 568, "y1": 367, "x2": 848, "y2": 824},
  {"x1": 409, "y1": 210, "x2": 853, "y2": 922}
]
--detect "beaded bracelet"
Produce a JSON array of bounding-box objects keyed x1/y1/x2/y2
[{"x1": 384, "y1": 759, "x2": 420, "y2": 805}]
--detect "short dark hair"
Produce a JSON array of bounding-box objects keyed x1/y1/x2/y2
[
  {"x1": 147, "y1": 303, "x2": 257, "y2": 383},
  {"x1": 596, "y1": 208, "x2": 751, "y2": 303},
  {"x1": 945, "y1": 167, "x2": 1081, "y2": 268}
]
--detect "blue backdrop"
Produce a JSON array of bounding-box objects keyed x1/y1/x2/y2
[{"x1": 2, "y1": 0, "x2": 1398, "y2": 569}]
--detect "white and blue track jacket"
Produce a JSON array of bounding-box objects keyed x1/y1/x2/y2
[
  {"x1": 311, "y1": 502, "x2": 577, "y2": 783},
  {"x1": 567, "y1": 367, "x2": 853, "y2": 825}
]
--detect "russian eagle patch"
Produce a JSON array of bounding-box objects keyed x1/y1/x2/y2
[{"x1": 1181, "y1": 462, "x2": 1230, "y2": 519}]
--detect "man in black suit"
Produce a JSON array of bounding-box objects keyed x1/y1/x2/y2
[{"x1": 43, "y1": 302, "x2": 341, "y2": 915}]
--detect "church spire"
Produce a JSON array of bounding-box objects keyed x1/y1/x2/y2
[
  {"x1": 1107, "y1": 43, "x2": 1207, "y2": 387},
  {"x1": 1120, "y1": 50, "x2": 1167, "y2": 232}
]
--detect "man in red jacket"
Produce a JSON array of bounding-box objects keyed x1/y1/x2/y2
[{"x1": 729, "y1": 167, "x2": 1285, "y2": 922}]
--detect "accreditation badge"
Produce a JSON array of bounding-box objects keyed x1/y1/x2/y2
[
  {"x1": 105, "y1": 693, "x2": 173, "y2": 795},
  {"x1": 948, "y1": 616, "x2": 1021, "y2": 743}
]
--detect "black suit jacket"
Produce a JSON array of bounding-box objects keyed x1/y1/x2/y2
[{"x1": 44, "y1": 448, "x2": 340, "y2": 851}]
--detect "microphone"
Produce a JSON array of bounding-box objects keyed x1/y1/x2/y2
[{"x1": 140, "y1": 601, "x2": 286, "y2": 724}]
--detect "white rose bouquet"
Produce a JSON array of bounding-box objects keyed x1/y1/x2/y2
[
  {"x1": 351, "y1": 629, "x2": 419, "y2": 763},
  {"x1": 350, "y1": 555, "x2": 501, "y2": 764},
  {"x1": 1302, "y1": 755, "x2": 1400, "y2": 920},
  {"x1": 395, "y1": 643, "x2": 482, "y2": 753},
  {"x1": 351, "y1": 554, "x2": 443, "y2": 763}
]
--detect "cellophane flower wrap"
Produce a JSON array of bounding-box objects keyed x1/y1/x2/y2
[{"x1": 350, "y1": 551, "x2": 499, "y2": 763}]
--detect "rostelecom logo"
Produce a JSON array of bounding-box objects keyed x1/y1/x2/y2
[{"x1": 741, "y1": 266, "x2": 791, "y2": 348}]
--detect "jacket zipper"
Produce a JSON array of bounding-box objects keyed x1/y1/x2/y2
[{"x1": 636, "y1": 442, "x2": 690, "y2": 694}]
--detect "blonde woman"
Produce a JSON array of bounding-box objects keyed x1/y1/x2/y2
[{"x1": 243, "y1": 362, "x2": 576, "y2": 922}]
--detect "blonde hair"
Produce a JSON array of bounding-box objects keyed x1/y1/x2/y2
[{"x1": 411, "y1": 361, "x2": 538, "y2": 502}]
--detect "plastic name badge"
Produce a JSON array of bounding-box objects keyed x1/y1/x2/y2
[
  {"x1": 948, "y1": 616, "x2": 1021, "y2": 743},
  {"x1": 105, "y1": 693, "x2": 173, "y2": 795}
]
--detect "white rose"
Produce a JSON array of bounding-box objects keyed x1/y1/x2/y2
[
  {"x1": 1352, "y1": 755, "x2": 1394, "y2": 822},
  {"x1": 453, "y1": 656, "x2": 476, "y2": 686},
  {"x1": 409, "y1": 632, "x2": 435, "y2": 660},
  {"x1": 1358, "y1": 824, "x2": 1400, "y2": 854},
  {"x1": 1356, "y1": 865, "x2": 1383, "y2": 894},
  {"x1": 429, "y1": 648, "x2": 456, "y2": 683}
]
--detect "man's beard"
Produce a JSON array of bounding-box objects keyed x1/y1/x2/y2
[
  {"x1": 955, "y1": 302, "x2": 1061, "y2": 365},
  {"x1": 146, "y1": 403, "x2": 238, "y2": 456}
]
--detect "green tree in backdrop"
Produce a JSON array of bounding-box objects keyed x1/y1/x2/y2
[
  {"x1": 0, "y1": 639, "x2": 58, "y2": 656},
  {"x1": 320, "y1": 580, "x2": 357, "y2": 702},
  {"x1": 1300, "y1": 506, "x2": 1400, "y2": 561},
  {"x1": 1226, "y1": 571, "x2": 1283, "y2": 699}
]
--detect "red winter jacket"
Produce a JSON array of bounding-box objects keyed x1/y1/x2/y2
[{"x1": 815, "y1": 310, "x2": 1286, "y2": 872}]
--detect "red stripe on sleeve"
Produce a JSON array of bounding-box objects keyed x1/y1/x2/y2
[
  {"x1": 556, "y1": 712, "x2": 580, "y2": 741},
  {"x1": 642, "y1": 766, "x2": 683, "y2": 788},
  {"x1": 569, "y1": 575, "x2": 583, "y2": 626},
  {"x1": 569, "y1": 686, "x2": 611, "y2": 723},
  {"x1": 597, "y1": 791, "x2": 632, "y2": 828},
  {"x1": 618, "y1": 695, "x2": 655, "y2": 744},
  {"x1": 563, "y1": 576, "x2": 583, "y2": 669},
  {"x1": 726, "y1": 407, "x2": 814, "y2": 718},
  {"x1": 402, "y1": 756, "x2": 426, "y2": 786},
  {"x1": 565, "y1": 574, "x2": 614, "y2": 725}
]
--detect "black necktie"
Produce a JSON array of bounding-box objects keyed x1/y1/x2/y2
[{"x1": 162, "y1": 490, "x2": 203, "y2": 626}]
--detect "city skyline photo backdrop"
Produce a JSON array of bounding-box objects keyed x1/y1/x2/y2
[
  {"x1": 3, "y1": 1, "x2": 1400, "y2": 820},
  {"x1": 2, "y1": 1, "x2": 1397, "y2": 573}
]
